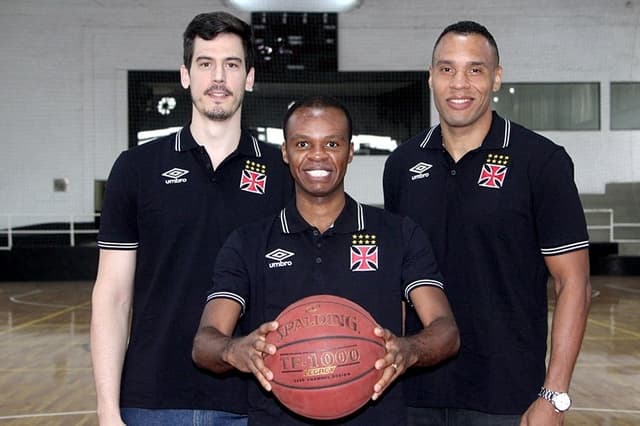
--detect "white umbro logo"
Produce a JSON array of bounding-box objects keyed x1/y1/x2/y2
[
  {"x1": 409, "y1": 162, "x2": 432, "y2": 181},
  {"x1": 266, "y1": 248, "x2": 294, "y2": 269},
  {"x1": 162, "y1": 168, "x2": 189, "y2": 179},
  {"x1": 162, "y1": 168, "x2": 189, "y2": 184},
  {"x1": 266, "y1": 249, "x2": 294, "y2": 261}
]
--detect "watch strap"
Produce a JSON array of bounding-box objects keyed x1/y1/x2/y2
[{"x1": 538, "y1": 386, "x2": 571, "y2": 412}]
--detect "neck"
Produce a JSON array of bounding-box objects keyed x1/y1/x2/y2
[
  {"x1": 190, "y1": 110, "x2": 242, "y2": 169},
  {"x1": 441, "y1": 111, "x2": 493, "y2": 162},
  {"x1": 295, "y1": 190, "x2": 346, "y2": 234}
]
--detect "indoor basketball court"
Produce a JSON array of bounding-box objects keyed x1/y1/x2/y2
[
  {"x1": 0, "y1": 277, "x2": 639, "y2": 425},
  {"x1": 1, "y1": 0, "x2": 640, "y2": 425}
]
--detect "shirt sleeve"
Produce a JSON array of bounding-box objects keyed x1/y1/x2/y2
[
  {"x1": 206, "y1": 229, "x2": 251, "y2": 314},
  {"x1": 383, "y1": 154, "x2": 400, "y2": 214},
  {"x1": 400, "y1": 216, "x2": 446, "y2": 304},
  {"x1": 97, "y1": 151, "x2": 139, "y2": 250},
  {"x1": 532, "y1": 147, "x2": 590, "y2": 256}
]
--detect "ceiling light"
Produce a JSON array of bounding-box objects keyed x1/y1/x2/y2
[{"x1": 224, "y1": 0, "x2": 361, "y2": 12}]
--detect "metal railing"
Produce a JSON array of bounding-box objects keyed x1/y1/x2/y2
[
  {"x1": 0, "y1": 214, "x2": 100, "y2": 250},
  {"x1": 1, "y1": 210, "x2": 639, "y2": 251},
  {"x1": 584, "y1": 208, "x2": 640, "y2": 244}
]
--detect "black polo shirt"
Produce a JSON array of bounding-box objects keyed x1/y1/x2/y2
[
  {"x1": 98, "y1": 125, "x2": 293, "y2": 412},
  {"x1": 208, "y1": 195, "x2": 445, "y2": 425},
  {"x1": 383, "y1": 112, "x2": 589, "y2": 414}
]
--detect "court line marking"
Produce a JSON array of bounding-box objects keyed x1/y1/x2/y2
[
  {"x1": 0, "y1": 410, "x2": 96, "y2": 420},
  {"x1": 572, "y1": 407, "x2": 640, "y2": 415},
  {"x1": 10, "y1": 289, "x2": 69, "y2": 308},
  {"x1": 583, "y1": 336, "x2": 639, "y2": 341},
  {"x1": 3, "y1": 407, "x2": 637, "y2": 420},
  {"x1": 0, "y1": 300, "x2": 91, "y2": 336},
  {"x1": 9, "y1": 289, "x2": 90, "y2": 309},
  {"x1": 575, "y1": 363, "x2": 640, "y2": 368},
  {"x1": 0, "y1": 367, "x2": 92, "y2": 372},
  {"x1": 605, "y1": 283, "x2": 640, "y2": 294},
  {"x1": 587, "y1": 318, "x2": 640, "y2": 338}
]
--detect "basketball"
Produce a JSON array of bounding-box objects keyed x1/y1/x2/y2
[{"x1": 263, "y1": 294, "x2": 385, "y2": 420}]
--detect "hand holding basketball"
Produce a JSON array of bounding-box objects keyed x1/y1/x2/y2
[
  {"x1": 222, "y1": 320, "x2": 279, "y2": 391},
  {"x1": 372, "y1": 325, "x2": 405, "y2": 401}
]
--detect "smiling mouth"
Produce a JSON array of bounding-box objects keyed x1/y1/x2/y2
[
  {"x1": 448, "y1": 98, "x2": 472, "y2": 105},
  {"x1": 305, "y1": 170, "x2": 331, "y2": 178}
]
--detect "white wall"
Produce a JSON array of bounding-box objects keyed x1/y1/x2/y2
[{"x1": 0, "y1": 0, "x2": 639, "y2": 220}]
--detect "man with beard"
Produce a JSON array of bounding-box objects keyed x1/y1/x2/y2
[{"x1": 90, "y1": 11, "x2": 292, "y2": 426}]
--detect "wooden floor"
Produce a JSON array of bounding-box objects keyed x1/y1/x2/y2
[{"x1": 0, "y1": 277, "x2": 638, "y2": 425}]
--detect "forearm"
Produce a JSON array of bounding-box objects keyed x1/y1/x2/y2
[
  {"x1": 403, "y1": 316, "x2": 460, "y2": 368},
  {"x1": 90, "y1": 283, "x2": 131, "y2": 420},
  {"x1": 192, "y1": 326, "x2": 236, "y2": 373},
  {"x1": 545, "y1": 277, "x2": 591, "y2": 390},
  {"x1": 542, "y1": 249, "x2": 592, "y2": 392}
]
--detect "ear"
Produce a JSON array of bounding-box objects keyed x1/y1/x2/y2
[
  {"x1": 281, "y1": 142, "x2": 289, "y2": 164},
  {"x1": 428, "y1": 66, "x2": 433, "y2": 90},
  {"x1": 493, "y1": 65, "x2": 503, "y2": 92},
  {"x1": 347, "y1": 142, "x2": 354, "y2": 164},
  {"x1": 180, "y1": 64, "x2": 190, "y2": 90},
  {"x1": 245, "y1": 67, "x2": 255, "y2": 92}
]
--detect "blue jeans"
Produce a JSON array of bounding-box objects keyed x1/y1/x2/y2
[
  {"x1": 407, "y1": 407, "x2": 521, "y2": 426},
  {"x1": 121, "y1": 408, "x2": 248, "y2": 426}
]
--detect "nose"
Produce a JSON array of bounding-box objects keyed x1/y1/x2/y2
[
  {"x1": 450, "y1": 70, "x2": 469, "y2": 89},
  {"x1": 212, "y1": 64, "x2": 225, "y2": 82},
  {"x1": 310, "y1": 144, "x2": 327, "y2": 160}
]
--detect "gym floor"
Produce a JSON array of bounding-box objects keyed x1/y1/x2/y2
[{"x1": 0, "y1": 276, "x2": 638, "y2": 425}]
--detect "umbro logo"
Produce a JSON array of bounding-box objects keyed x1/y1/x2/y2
[
  {"x1": 409, "y1": 162, "x2": 432, "y2": 181},
  {"x1": 162, "y1": 168, "x2": 189, "y2": 184},
  {"x1": 266, "y1": 248, "x2": 294, "y2": 268}
]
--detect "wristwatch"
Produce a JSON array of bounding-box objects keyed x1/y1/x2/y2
[{"x1": 538, "y1": 386, "x2": 572, "y2": 412}]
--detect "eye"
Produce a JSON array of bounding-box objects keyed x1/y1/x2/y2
[
  {"x1": 326, "y1": 141, "x2": 339, "y2": 148},
  {"x1": 226, "y1": 61, "x2": 241, "y2": 69},
  {"x1": 295, "y1": 140, "x2": 309, "y2": 148},
  {"x1": 440, "y1": 66, "x2": 453, "y2": 73},
  {"x1": 198, "y1": 61, "x2": 211, "y2": 70}
]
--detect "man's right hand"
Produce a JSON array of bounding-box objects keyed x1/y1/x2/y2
[{"x1": 222, "y1": 320, "x2": 279, "y2": 391}]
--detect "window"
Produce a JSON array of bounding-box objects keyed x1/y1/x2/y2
[
  {"x1": 128, "y1": 70, "x2": 429, "y2": 154},
  {"x1": 611, "y1": 82, "x2": 640, "y2": 130},
  {"x1": 492, "y1": 83, "x2": 600, "y2": 130}
]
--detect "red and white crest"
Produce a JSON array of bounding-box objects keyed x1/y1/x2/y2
[
  {"x1": 240, "y1": 160, "x2": 267, "y2": 195},
  {"x1": 350, "y1": 245, "x2": 378, "y2": 272},
  {"x1": 478, "y1": 164, "x2": 507, "y2": 189},
  {"x1": 478, "y1": 153, "x2": 510, "y2": 189}
]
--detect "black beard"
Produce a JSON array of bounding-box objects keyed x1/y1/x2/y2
[{"x1": 204, "y1": 107, "x2": 233, "y2": 121}]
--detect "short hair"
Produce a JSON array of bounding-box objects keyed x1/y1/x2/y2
[
  {"x1": 282, "y1": 96, "x2": 353, "y2": 141},
  {"x1": 432, "y1": 20, "x2": 500, "y2": 65},
  {"x1": 183, "y1": 11, "x2": 254, "y2": 72}
]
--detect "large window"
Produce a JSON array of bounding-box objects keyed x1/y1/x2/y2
[
  {"x1": 128, "y1": 70, "x2": 429, "y2": 154},
  {"x1": 492, "y1": 82, "x2": 600, "y2": 130},
  {"x1": 611, "y1": 82, "x2": 640, "y2": 130}
]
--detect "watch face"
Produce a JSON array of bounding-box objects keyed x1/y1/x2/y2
[{"x1": 553, "y1": 393, "x2": 571, "y2": 411}]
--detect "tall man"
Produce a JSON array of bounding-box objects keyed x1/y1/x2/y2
[
  {"x1": 192, "y1": 96, "x2": 460, "y2": 425},
  {"x1": 383, "y1": 21, "x2": 591, "y2": 426},
  {"x1": 90, "y1": 12, "x2": 292, "y2": 425}
]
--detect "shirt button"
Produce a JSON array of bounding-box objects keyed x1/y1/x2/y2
[
  {"x1": 313, "y1": 230, "x2": 320, "y2": 236},
  {"x1": 450, "y1": 170, "x2": 457, "y2": 176},
  {"x1": 315, "y1": 257, "x2": 322, "y2": 264},
  {"x1": 316, "y1": 243, "x2": 322, "y2": 248}
]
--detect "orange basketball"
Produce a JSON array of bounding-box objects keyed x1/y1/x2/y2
[{"x1": 263, "y1": 294, "x2": 385, "y2": 420}]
